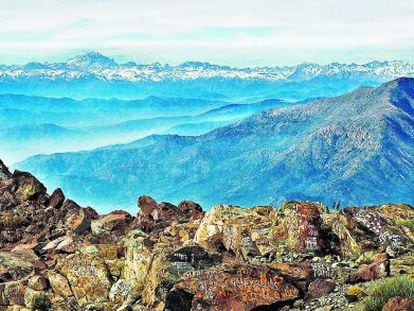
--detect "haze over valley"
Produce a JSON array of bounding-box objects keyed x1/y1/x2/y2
[{"x1": 2, "y1": 53, "x2": 413, "y2": 212}]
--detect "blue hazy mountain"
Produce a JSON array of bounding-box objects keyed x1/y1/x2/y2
[
  {"x1": 0, "y1": 94, "x2": 229, "y2": 127},
  {"x1": 0, "y1": 95, "x2": 289, "y2": 163},
  {"x1": 1, "y1": 52, "x2": 414, "y2": 101},
  {"x1": 17, "y1": 78, "x2": 414, "y2": 213}
]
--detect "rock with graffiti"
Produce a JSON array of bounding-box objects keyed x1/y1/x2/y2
[{"x1": 0, "y1": 161, "x2": 413, "y2": 310}]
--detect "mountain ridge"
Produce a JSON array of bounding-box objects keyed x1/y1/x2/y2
[
  {"x1": 17, "y1": 78, "x2": 414, "y2": 212},
  {"x1": 1, "y1": 52, "x2": 413, "y2": 83},
  {"x1": 4, "y1": 53, "x2": 413, "y2": 101}
]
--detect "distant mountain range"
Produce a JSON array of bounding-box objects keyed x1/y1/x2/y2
[
  {"x1": 2, "y1": 52, "x2": 413, "y2": 82},
  {"x1": 0, "y1": 94, "x2": 290, "y2": 163},
  {"x1": 17, "y1": 78, "x2": 414, "y2": 213},
  {"x1": 1, "y1": 52, "x2": 414, "y2": 100}
]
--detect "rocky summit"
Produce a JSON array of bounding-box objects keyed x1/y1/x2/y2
[{"x1": 0, "y1": 161, "x2": 413, "y2": 310}]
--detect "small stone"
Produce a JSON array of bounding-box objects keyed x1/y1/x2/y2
[
  {"x1": 307, "y1": 279, "x2": 337, "y2": 299},
  {"x1": 48, "y1": 270, "x2": 73, "y2": 298},
  {"x1": 28, "y1": 275, "x2": 49, "y2": 291}
]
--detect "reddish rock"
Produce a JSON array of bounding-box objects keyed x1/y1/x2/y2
[
  {"x1": 138, "y1": 195, "x2": 158, "y2": 216},
  {"x1": 3, "y1": 281, "x2": 26, "y2": 306},
  {"x1": 0, "y1": 159, "x2": 11, "y2": 178},
  {"x1": 66, "y1": 205, "x2": 98, "y2": 236},
  {"x1": 61, "y1": 199, "x2": 80, "y2": 211},
  {"x1": 178, "y1": 200, "x2": 204, "y2": 220},
  {"x1": 83, "y1": 206, "x2": 99, "y2": 218},
  {"x1": 136, "y1": 196, "x2": 200, "y2": 233},
  {"x1": 348, "y1": 253, "x2": 390, "y2": 283},
  {"x1": 33, "y1": 260, "x2": 48, "y2": 272},
  {"x1": 307, "y1": 279, "x2": 337, "y2": 299},
  {"x1": 383, "y1": 296, "x2": 414, "y2": 311},
  {"x1": 91, "y1": 210, "x2": 132, "y2": 235},
  {"x1": 49, "y1": 188, "x2": 65, "y2": 208},
  {"x1": 157, "y1": 202, "x2": 178, "y2": 219},
  {"x1": 174, "y1": 265, "x2": 299, "y2": 311},
  {"x1": 291, "y1": 202, "x2": 326, "y2": 254},
  {"x1": 13, "y1": 170, "x2": 48, "y2": 204},
  {"x1": 269, "y1": 262, "x2": 314, "y2": 281}
]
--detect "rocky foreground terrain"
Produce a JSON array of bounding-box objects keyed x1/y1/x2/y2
[{"x1": 0, "y1": 159, "x2": 413, "y2": 310}]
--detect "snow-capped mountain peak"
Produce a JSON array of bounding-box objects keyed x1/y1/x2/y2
[
  {"x1": 1, "y1": 52, "x2": 413, "y2": 84},
  {"x1": 67, "y1": 52, "x2": 118, "y2": 69}
]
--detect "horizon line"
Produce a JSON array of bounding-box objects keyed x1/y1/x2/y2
[{"x1": 1, "y1": 51, "x2": 413, "y2": 70}]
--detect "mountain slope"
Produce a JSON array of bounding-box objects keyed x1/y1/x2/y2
[{"x1": 17, "y1": 78, "x2": 414, "y2": 212}]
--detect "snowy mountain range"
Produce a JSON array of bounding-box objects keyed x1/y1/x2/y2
[
  {"x1": 1, "y1": 52, "x2": 414, "y2": 83},
  {"x1": 2, "y1": 52, "x2": 414, "y2": 101}
]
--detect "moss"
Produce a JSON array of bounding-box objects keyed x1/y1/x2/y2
[
  {"x1": 396, "y1": 220, "x2": 414, "y2": 231},
  {"x1": 359, "y1": 276, "x2": 414, "y2": 311},
  {"x1": 22, "y1": 183, "x2": 35, "y2": 200},
  {"x1": 31, "y1": 293, "x2": 51, "y2": 311}
]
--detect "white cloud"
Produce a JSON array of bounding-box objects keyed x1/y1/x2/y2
[{"x1": 0, "y1": 0, "x2": 413, "y2": 66}]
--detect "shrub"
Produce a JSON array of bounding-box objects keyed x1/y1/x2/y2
[
  {"x1": 396, "y1": 219, "x2": 414, "y2": 231},
  {"x1": 347, "y1": 284, "x2": 364, "y2": 297},
  {"x1": 31, "y1": 293, "x2": 51, "y2": 311},
  {"x1": 359, "y1": 276, "x2": 414, "y2": 311}
]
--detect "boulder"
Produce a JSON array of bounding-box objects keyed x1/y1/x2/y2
[
  {"x1": 13, "y1": 170, "x2": 48, "y2": 204},
  {"x1": 91, "y1": 210, "x2": 132, "y2": 235},
  {"x1": 0, "y1": 159, "x2": 11, "y2": 179},
  {"x1": 48, "y1": 188, "x2": 65, "y2": 209},
  {"x1": 307, "y1": 279, "x2": 337, "y2": 299},
  {"x1": 0, "y1": 251, "x2": 36, "y2": 282},
  {"x1": 65, "y1": 205, "x2": 98, "y2": 236},
  {"x1": 109, "y1": 279, "x2": 131, "y2": 302},
  {"x1": 168, "y1": 245, "x2": 222, "y2": 270},
  {"x1": 194, "y1": 205, "x2": 278, "y2": 259},
  {"x1": 136, "y1": 196, "x2": 203, "y2": 235},
  {"x1": 42, "y1": 235, "x2": 75, "y2": 254},
  {"x1": 23, "y1": 287, "x2": 45, "y2": 309},
  {"x1": 174, "y1": 264, "x2": 300, "y2": 310},
  {"x1": 268, "y1": 262, "x2": 314, "y2": 281},
  {"x1": 390, "y1": 253, "x2": 414, "y2": 277},
  {"x1": 383, "y1": 296, "x2": 414, "y2": 311},
  {"x1": 277, "y1": 201, "x2": 328, "y2": 255},
  {"x1": 348, "y1": 253, "x2": 390, "y2": 283},
  {"x1": 122, "y1": 230, "x2": 153, "y2": 296},
  {"x1": 3, "y1": 281, "x2": 26, "y2": 306},
  {"x1": 177, "y1": 200, "x2": 204, "y2": 220},
  {"x1": 28, "y1": 275, "x2": 49, "y2": 291},
  {"x1": 343, "y1": 207, "x2": 410, "y2": 254},
  {"x1": 47, "y1": 271, "x2": 73, "y2": 298},
  {"x1": 56, "y1": 253, "x2": 111, "y2": 306},
  {"x1": 194, "y1": 202, "x2": 327, "y2": 261},
  {"x1": 138, "y1": 195, "x2": 158, "y2": 216}
]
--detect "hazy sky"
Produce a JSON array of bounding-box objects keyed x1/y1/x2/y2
[{"x1": 1, "y1": 0, "x2": 413, "y2": 66}]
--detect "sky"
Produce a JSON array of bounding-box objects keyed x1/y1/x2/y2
[{"x1": 0, "y1": 0, "x2": 413, "y2": 67}]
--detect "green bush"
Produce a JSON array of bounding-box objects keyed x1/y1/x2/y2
[
  {"x1": 31, "y1": 293, "x2": 51, "y2": 311},
  {"x1": 360, "y1": 276, "x2": 414, "y2": 311}
]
